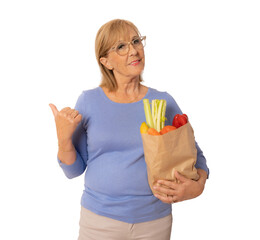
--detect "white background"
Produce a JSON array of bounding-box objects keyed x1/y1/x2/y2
[{"x1": 1, "y1": 0, "x2": 259, "y2": 239}]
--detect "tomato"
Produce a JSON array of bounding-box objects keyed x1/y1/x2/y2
[{"x1": 172, "y1": 114, "x2": 188, "y2": 128}]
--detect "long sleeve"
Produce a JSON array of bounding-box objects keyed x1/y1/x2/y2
[
  {"x1": 57, "y1": 92, "x2": 88, "y2": 179},
  {"x1": 195, "y1": 142, "x2": 209, "y2": 177}
]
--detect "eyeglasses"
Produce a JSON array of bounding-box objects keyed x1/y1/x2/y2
[{"x1": 108, "y1": 36, "x2": 146, "y2": 56}]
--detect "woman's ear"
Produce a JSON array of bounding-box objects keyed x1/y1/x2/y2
[{"x1": 100, "y1": 57, "x2": 113, "y2": 70}]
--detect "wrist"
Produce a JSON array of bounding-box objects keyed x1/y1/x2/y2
[
  {"x1": 197, "y1": 169, "x2": 207, "y2": 183},
  {"x1": 58, "y1": 139, "x2": 74, "y2": 152},
  {"x1": 196, "y1": 169, "x2": 207, "y2": 195}
]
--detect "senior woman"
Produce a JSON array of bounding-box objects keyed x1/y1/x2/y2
[{"x1": 50, "y1": 19, "x2": 209, "y2": 240}]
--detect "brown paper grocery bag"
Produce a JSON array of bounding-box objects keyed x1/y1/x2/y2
[{"x1": 141, "y1": 122, "x2": 199, "y2": 195}]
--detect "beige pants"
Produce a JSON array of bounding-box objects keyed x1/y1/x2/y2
[{"x1": 78, "y1": 207, "x2": 172, "y2": 240}]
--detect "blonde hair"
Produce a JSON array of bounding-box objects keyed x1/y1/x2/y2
[{"x1": 95, "y1": 19, "x2": 144, "y2": 92}]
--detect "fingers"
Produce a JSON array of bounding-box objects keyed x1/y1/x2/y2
[
  {"x1": 59, "y1": 108, "x2": 78, "y2": 117},
  {"x1": 157, "y1": 180, "x2": 178, "y2": 190},
  {"x1": 74, "y1": 113, "x2": 82, "y2": 124},
  {"x1": 153, "y1": 183, "x2": 176, "y2": 196},
  {"x1": 154, "y1": 174, "x2": 190, "y2": 204},
  {"x1": 49, "y1": 103, "x2": 59, "y2": 117},
  {"x1": 70, "y1": 110, "x2": 79, "y2": 118},
  {"x1": 49, "y1": 104, "x2": 82, "y2": 124},
  {"x1": 61, "y1": 108, "x2": 74, "y2": 119},
  {"x1": 61, "y1": 108, "x2": 82, "y2": 124},
  {"x1": 153, "y1": 180, "x2": 178, "y2": 204},
  {"x1": 174, "y1": 171, "x2": 188, "y2": 183},
  {"x1": 60, "y1": 107, "x2": 71, "y2": 114},
  {"x1": 154, "y1": 193, "x2": 177, "y2": 204}
]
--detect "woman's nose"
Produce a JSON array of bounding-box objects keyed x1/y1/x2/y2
[{"x1": 128, "y1": 43, "x2": 138, "y2": 56}]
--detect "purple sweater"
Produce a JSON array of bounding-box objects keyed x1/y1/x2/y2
[{"x1": 58, "y1": 87, "x2": 209, "y2": 223}]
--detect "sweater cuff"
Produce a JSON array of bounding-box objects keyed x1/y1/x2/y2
[{"x1": 57, "y1": 152, "x2": 86, "y2": 179}]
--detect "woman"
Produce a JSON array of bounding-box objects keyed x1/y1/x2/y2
[{"x1": 50, "y1": 19, "x2": 209, "y2": 240}]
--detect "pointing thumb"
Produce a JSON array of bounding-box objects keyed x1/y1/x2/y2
[{"x1": 49, "y1": 103, "x2": 59, "y2": 117}]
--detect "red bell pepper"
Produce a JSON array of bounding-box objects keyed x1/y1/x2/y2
[{"x1": 172, "y1": 114, "x2": 188, "y2": 128}]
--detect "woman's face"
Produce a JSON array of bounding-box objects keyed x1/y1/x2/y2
[{"x1": 100, "y1": 27, "x2": 145, "y2": 82}]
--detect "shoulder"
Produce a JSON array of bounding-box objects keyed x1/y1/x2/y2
[
  {"x1": 148, "y1": 87, "x2": 176, "y2": 103},
  {"x1": 79, "y1": 87, "x2": 101, "y2": 99},
  {"x1": 74, "y1": 87, "x2": 101, "y2": 112},
  {"x1": 76, "y1": 87, "x2": 101, "y2": 104}
]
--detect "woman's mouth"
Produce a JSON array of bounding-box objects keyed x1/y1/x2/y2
[{"x1": 130, "y1": 59, "x2": 141, "y2": 66}]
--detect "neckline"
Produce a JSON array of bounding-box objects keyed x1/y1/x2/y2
[{"x1": 98, "y1": 86, "x2": 150, "y2": 105}]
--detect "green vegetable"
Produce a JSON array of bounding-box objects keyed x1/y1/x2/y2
[
  {"x1": 143, "y1": 99, "x2": 167, "y2": 131},
  {"x1": 143, "y1": 99, "x2": 154, "y2": 129}
]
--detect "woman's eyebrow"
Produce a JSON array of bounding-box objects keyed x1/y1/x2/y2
[
  {"x1": 132, "y1": 35, "x2": 139, "y2": 39},
  {"x1": 116, "y1": 35, "x2": 139, "y2": 42}
]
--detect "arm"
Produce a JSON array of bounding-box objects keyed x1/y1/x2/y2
[
  {"x1": 153, "y1": 169, "x2": 207, "y2": 204},
  {"x1": 153, "y1": 144, "x2": 209, "y2": 203},
  {"x1": 49, "y1": 104, "x2": 81, "y2": 166},
  {"x1": 57, "y1": 115, "x2": 88, "y2": 179},
  {"x1": 195, "y1": 142, "x2": 209, "y2": 178},
  {"x1": 50, "y1": 94, "x2": 88, "y2": 179},
  {"x1": 58, "y1": 139, "x2": 77, "y2": 165},
  {"x1": 196, "y1": 168, "x2": 207, "y2": 194},
  {"x1": 57, "y1": 126, "x2": 87, "y2": 179},
  {"x1": 153, "y1": 93, "x2": 209, "y2": 203}
]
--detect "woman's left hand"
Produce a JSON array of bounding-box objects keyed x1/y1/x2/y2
[{"x1": 153, "y1": 169, "x2": 207, "y2": 204}]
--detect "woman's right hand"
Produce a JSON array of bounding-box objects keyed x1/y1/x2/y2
[{"x1": 49, "y1": 103, "x2": 82, "y2": 149}]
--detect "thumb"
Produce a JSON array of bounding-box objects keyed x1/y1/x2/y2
[
  {"x1": 49, "y1": 103, "x2": 59, "y2": 117},
  {"x1": 174, "y1": 170, "x2": 187, "y2": 183}
]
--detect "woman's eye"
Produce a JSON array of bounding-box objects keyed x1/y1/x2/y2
[
  {"x1": 117, "y1": 43, "x2": 126, "y2": 50},
  {"x1": 133, "y1": 38, "x2": 141, "y2": 45}
]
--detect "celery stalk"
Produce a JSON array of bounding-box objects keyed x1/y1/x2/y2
[
  {"x1": 143, "y1": 99, "x2": 167, "y2": 131},
  {"x1": 143, "y1": 99, "x2": 154, "y2": 128},
  {"x1": 152, "y1": 99, "x2": 167, "y2": 132},
  {"x1": 156, "y1": 100, "x2": 163, "y2": 131},
  {"x1": 151, "y1": 100, "x2": 157, "y2": 128},
  {"x1": 161, "y1": 100, "x2": 167, "y2": 130}
]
